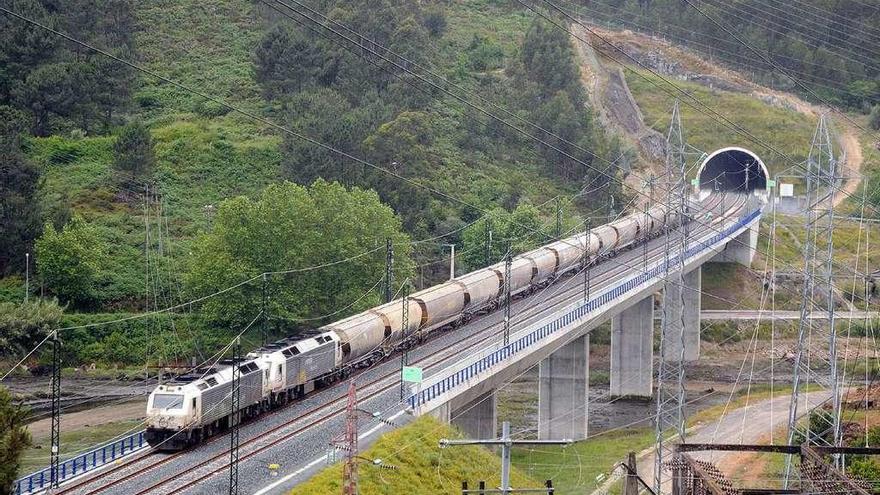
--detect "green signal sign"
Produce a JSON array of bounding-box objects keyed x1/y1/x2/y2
[{"x1": 402, "y1": 366, "x2": 423, "y2": 383}]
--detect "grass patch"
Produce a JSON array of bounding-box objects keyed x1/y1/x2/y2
[
  {"x1": 289, "y1": 416, "x2": 539, "y2": 495},
  {"x1": 20, "y1": 419, "x2": 144, "y2": 474},
  {"x1": 511, "y1": 428, "x2": 655, "y2": 495},
  {"x1": 625, "y1": 69, "x2": 816, "y2": 180},
  {"x1": 700, "y1": 262, "x2": 763, "y2": 310},
  {"x1": 754, "y1": 213, "x2": 880, "y2": 310},
  {"x1": 134, "y1": 0, "x2": 264, "y2": 119}
]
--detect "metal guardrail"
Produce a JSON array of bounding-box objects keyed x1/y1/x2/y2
[
  {"x1": 14, "y1": 430, "x2": 148, "y2": 495},
  {"x1": 408, "y1": 208, "x2": 762, "y2": 411}
]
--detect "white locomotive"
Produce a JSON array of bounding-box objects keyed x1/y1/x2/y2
[{"x1": 145, "y1": 200, "x2": 689, "y2": 450}]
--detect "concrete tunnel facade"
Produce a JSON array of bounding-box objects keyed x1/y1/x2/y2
[{"x1": 696, "y1": 147, "x2": 769, "y2": 193}]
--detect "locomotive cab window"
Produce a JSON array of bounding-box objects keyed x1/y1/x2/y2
[{"x1": 153, "y1": 393, "x2": 184, "y2": 410}]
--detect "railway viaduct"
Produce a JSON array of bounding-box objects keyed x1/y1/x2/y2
[{"x1": 415, "y1": 148, "x2": 768, "y2": 441}]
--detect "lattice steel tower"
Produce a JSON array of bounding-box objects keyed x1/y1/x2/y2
[
  {"x1": 228, "y1": 337, "x2": 241, "y2": 495},
  {"x1": 654, "y1": 101, "x2": 689, "y2": 494},
  {"x1": 342, "y1": 382, "x2": 359, "y2": 495},
  {"x1": 785, "y1": 114, "x2": 840, "y2": 479}
]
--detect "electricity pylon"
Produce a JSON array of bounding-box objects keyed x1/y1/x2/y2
[{"x1": 654, "y1": 101, "x2": 689, "y2": 494}]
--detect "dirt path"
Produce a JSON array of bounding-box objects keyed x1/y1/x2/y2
[
  {"x1": 27, "y1": 400, "x2": 145, "y2": 440},
  {"x1": 836, "y1": 128, "x2": 864, "y2": 207},
  {"x1": 590, "y1": 391, "x2": 830, "y2": 494},
  {"x1": 642, "y1": 391, "x2": 829, "y2": 492},
  {"x1": 570, "y1": 25, "x2": 865, "y2": 202}
]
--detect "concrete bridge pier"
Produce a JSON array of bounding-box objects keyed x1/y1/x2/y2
[
  {"x1": 662, "y1": 267, "x2": 702, "y2": 362},
  {"x1": 538, "y1": 334, "x2": 589, "y2": 440},
  {"x1": 713, "y1": 223, "x2": 758, "y2": 267},
  {"x1": 610, "y1": 295, "x2": 654, "y2": 398}
]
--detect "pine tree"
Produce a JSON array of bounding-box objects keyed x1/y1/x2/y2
[
  {"x1": 113, "y1": 120, "x2": 155, "y2": 179},
  {"x1": 0, "y1": 106, "x2": 42, "y2": 276}
]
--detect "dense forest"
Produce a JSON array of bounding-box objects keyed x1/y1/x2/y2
[
  {"x1": 4, "y1": 0, "x2": 875, "y2": 369},
  {"x1": 0, "y1": 0, "x2": 627, "y2": 367},
  {"x1": 571, "y1": 0, "x2": 880, "y2": 111}
]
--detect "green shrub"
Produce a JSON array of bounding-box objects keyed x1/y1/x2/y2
[
  {"x1": 35, "y1": 216, "x2": 105, "y2": 308},
  {"x1": 194, "y1": 99, "x2": 231, "y2": 118},
  {"x1": 467, "y1": 34, "x2": 504, "y2": 71},
  {"x1": 134, "y1": 89, "x2": 163, "y2": 109},
  {"x1": 701, "y1": 321, "x2": 743, "y2": 344},
  {"x1": 870, "y1": 105, "x2": 880, "y2": 131},
  {"x1": 0, "y1": 298, "x2": 63, "y2": 357},
  {"x1": 58, "y1": 312, "x2": 232, "y2": 367},
  {"x1": 848, "y1": 457, "x2": 880, "y2": 490},
  {"x1": 47, "y1": 141, "x2": 83, "y2": 165},
  {"x1": 423, "y1": 8, "x2": 447, "y2": 37},
  {"x1": 0, "y1": 386, "x2": 31, "y2": 490}
]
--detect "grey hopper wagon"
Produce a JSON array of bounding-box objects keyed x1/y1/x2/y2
[
  {"x1": 591, "y1": 224, "x2": 620, "y2": 255},
  {"x1": 608, "y1": 216, "x2": 640, "y2": 245},
  {"x1": 545, "y1": 237, "x2": 587, "y2": 274},
  {"x1": 372, "y1": 298, "x2": 424, "y2": 340},
  {"x1": 504, "y1": 257, "x2": 538, "y2": 294}
]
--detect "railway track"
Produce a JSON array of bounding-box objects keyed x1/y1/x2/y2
[{"x1": 57, "y1": 193, "x2": 742, "y2": 495}]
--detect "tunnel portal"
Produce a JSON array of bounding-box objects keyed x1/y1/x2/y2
[{"x1": 697, "y1": 147, "x2": 768, "y2": 193}]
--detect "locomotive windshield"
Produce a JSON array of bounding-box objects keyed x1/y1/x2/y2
[{"x1": 153, "y1": 393, "x2": 184, "y2": 410}]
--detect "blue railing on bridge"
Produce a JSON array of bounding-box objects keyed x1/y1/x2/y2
[
  {"x1": 14, "y1": 429, "x2": 147, "y2": 495},
  {"x1": 409, "y1": 208, "x2": 762, "y2": 410}
]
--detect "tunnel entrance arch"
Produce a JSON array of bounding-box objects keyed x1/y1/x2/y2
[{"x1": 696, "y1": 147, "x2": 769, "y2": 193}]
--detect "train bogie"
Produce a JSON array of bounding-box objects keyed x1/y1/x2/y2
[
  {"x1": 457, "y1": 269, "x2": 503, "y2": 308},
  {"x1": 412, "y1": 282, "x2": 467, "y2": 330}
]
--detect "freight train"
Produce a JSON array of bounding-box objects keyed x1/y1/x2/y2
[{"x1": 144, "y1": 198, "x2": 699, "y2": 450}]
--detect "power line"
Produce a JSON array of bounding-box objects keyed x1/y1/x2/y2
[
  {"x1": 265, "y1": 0, "x2": 880, "y2": 290},
  {"x1": 522, "y1": 0, "x2": 880, "y2": 270},
  {"x1": 679, "y1": 0, "x2": 880, "y2": 143},
  {"x1": 5, "y1": 0, "x2": 870, "y2": 294},
  {"x1": 700, "y1": 0, "x2": 880, "y2": 66},
  {"x1": 552, "y1": 0, "x2": 875, "y2": 88}
]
